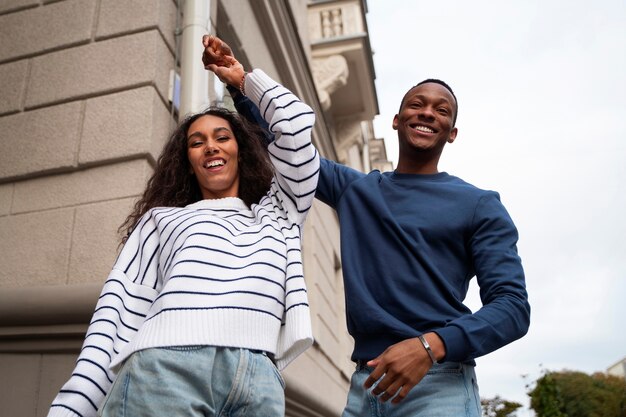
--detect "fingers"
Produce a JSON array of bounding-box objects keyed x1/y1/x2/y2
[
  {"x1": 361, "y1": 341, "x2": 429, "y2": 404},
  {"x1": 378, "y1": 380, "x2": 403, "y2": 403},
  {"x1": 366, "y1": 357, "x2": 380, "y2": 368},
  {"x1": 391, "y1": 384, "x2": 414, "y2": 405},
  {"x1": 365, "y1": 370, "x2": 410, "y2": 404},
  {"x1": 218, "y1": 40, "x2": 233, "y2": 56},
  {"x1": 202, "y1": 35, "x2": 237, "y2": 70},
  {"x1": 223, "y1": 55, "x2": 237, "y2": 65},
  {"x1": 362, "y1": 356, "x2": 383, "y2": 389}
]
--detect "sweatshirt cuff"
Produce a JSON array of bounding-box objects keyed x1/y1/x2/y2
[{"x1": 432, "y1": 325, "x2": 470, "y2": 363}]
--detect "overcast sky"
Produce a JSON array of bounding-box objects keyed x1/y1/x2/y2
[{"x1": 366, "y1": 0, "x2": 626, "y2": 414}]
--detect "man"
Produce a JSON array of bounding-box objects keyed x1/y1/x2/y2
[{"x1": 203, "y1": 35, "x2": 530, "y2": 417}]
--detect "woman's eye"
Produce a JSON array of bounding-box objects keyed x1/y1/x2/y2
[
  {"x1": 190, "y1": 141, "x2": 203, "y2": 147},
  {"x1": 217, "y1": 136, "x2": 230, "y2": 142}
]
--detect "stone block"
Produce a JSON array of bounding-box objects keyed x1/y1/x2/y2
[
  {"x1": 0, "y1": 60, "x2": 27, "y2": 115},
  {"x1": 0, "y1": 102, "x2": 82, "y2": 180},
  {"x1": 97, "y1": 0, "x2": 177, "y2": 51},
  {"x1": 37, "y1": 353, "x2": 80, "y2": 417},
  {"x1": 0, "y1": 0, "x2": 38, "y2": 14},
  {"x1": 0, "y1": 0, "x2": 96, "y2": 62},
  {"x1": 0, "y1": 183, "x2": 13, "y2": 216},
  {"x1": 68, "y1": 197, "x2": 135, "y2": 284},
  {"x1": 26, "y1": 30, "x2": 173, "y2": 109},
  {"x1": 12, "y1": 159, "x2": 152, "y2": 213},
  {"x1": 80, "y1": 86, "x2": 171, "y2": 165},
  {"x1": 0, "y1": 354, "x2": 41, "y2": 417},
  {"x1": 0, "y1": 208, "x2": 73, "y2": 286}
]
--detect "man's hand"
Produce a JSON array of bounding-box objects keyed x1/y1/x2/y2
[
  {"x1": 202, "y1": 35, "x2": 234, "y2": 68},
  {"x1": 363, "y1": 335, "x2": 441, "y2": 404},
  {"x1": 201, "y1": 35, "x2": 244, "y2": 88}
]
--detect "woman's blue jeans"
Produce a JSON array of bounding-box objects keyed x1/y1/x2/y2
[
  {"x1": 98, "y1": 346, "x2": 285, "y2": 417},
  {"x1": 342, "y1": 361, "x2": 481, "y2": 417}
]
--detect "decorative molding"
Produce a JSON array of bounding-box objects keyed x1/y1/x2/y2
[
  {"x1": 308, "y1": 0, "x2": 364, "y2": 42},
  {"x1": 334, "y1": 116, "x2": 362, "y2": 149},
  {"x1": 310, "y1": 54, "x2": 349, "y2": 111}
]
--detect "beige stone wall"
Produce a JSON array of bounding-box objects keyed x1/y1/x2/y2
[
  {"x1": 0, "y1": 0, "x2": 176, "y2": 415},
  {"x1": 0, "y1": 0, "x2": 176, "y2": 288},
  {"x1": 0, "y1": 0, "x2": 381, "y2": 416}
]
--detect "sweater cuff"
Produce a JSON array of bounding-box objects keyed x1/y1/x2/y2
[
  {"x1": 244, "y1": 69, "x2": 279, "y2": 108},
  {"x1": 47, "y1": 406, "x2": 83, "y2": 417}
]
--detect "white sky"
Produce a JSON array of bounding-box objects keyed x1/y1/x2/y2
[{"x1": 366, "y1": 0, "x2": 626, "y2": 414}]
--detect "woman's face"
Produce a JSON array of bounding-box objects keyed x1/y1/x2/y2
[{"x1": 187, "y1": 115, "x2": 240, "y2": 200}]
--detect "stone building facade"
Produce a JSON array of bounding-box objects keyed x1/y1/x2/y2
[{"x1": 0, "y1": 1, "x2": 388, "y2": 415}]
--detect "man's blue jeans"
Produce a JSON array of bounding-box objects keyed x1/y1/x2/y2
[
  {"x1": 342, "y1": 361, "x2": 481, "y2": 417},
  {"x1": 98, "y1": 346, "x2": 285, "y2": 417}
]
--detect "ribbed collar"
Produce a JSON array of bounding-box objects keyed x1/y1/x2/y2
[
  {"x1": 388, "y1": 171, "x2": 450, "y2": 182},
  {"x1": 185, "y1": 197, "x2": 250, "y2": 211}
]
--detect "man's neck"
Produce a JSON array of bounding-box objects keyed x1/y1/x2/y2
[{"x1": 395, "y1": 157, "x2": 440, "y2": 175}]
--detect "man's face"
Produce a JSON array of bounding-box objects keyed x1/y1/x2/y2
[{"x1": 393, "y1": 83, "x2": 458, "y2": 155}]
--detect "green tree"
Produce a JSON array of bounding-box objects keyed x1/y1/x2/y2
[
  {"x1": 528, "y1": 369, "x2": 626, "y2": 417},
  {"x1": 481, "y1": 395, "x2": 523, "y2": 417},
  {"x1": 528, "y1": 371, "x2": 566, "y2": 417}
]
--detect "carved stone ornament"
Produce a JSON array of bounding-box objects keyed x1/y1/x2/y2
[{"x1": 311, "y1": 55, "x2": 349, "y2": 110}]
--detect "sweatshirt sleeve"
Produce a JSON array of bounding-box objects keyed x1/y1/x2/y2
[
  {"x1": 244, "y1": 69, "x2": 320, "y2": 225},
  {"x1": 434, "y1": 192, "x2": 530, "y2": 362},
  {"x1": 47, "y1": 214, "x2": 160, "y2": 417},
  {"x1": 315, "y1": 157, "x2": 366, "y2": 209}
]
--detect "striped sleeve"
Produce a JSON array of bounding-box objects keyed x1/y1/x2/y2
[
  {"x1": 48, "y1": 214, "x2": 160, "y2": 417},
  {"x1": 245, "y1": 69, "x2": 320, "y2": 225}
]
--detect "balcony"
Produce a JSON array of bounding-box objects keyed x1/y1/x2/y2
[{"x1": 308, "y1": 0, "x2": 378, "y2": 121}]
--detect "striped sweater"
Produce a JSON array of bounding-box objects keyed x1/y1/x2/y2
[{"x1": 48, "y1": 69, "x2": 320, "y2": 417}]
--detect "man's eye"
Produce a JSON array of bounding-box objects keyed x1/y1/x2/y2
[{"x1": 437, "y1": 108, "x2": 449, "y2": 115}]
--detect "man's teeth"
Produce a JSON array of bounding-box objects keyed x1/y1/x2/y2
[
  {"x1": 205, "y1": 160, "x2": 225, "y2": 168},
  {"x1": 414, "y1": 125, "x2": 434, "y2": 133}
]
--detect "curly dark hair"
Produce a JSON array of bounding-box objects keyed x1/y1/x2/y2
[{"x1": 119, "y1": 107, "x2": 274, "y2": 241}]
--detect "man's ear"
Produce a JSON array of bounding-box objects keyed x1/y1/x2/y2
[
  {"x1": 448, "y1": 127, "x2": 458, "y2": 143},
  {"x1": 392, "y1": 114, "x2": 399, "y2": 130}
]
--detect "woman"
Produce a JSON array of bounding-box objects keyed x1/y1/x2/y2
[{"x1": 47, "y1": 36, "x2": 319, "y2": 417}]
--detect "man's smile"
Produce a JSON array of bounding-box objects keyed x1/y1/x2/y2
[{"x1": 410, "y1": 124, "x2": 436, "y2": 134}]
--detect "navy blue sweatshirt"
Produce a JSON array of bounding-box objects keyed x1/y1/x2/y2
[{"x1": 316, "y1": 161, "x2": 530, "y2": 363}]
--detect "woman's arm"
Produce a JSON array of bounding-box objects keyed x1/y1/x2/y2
[
  {"x1": 47, "y1": 214, "x2": 160, "y2": 417},
  {"x1": 226, "y1": 84, "x2": 274, "y2": 146},
  {"x1": 203, "y1": 35, "x2": 319, "y2": 225}
]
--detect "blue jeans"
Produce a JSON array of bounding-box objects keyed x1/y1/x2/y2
[
  {"x1": 342, "y1": 362, "x2": 481, "y2": 417},
  {"x1": 98, "y1": 346, "x2": 285, "y2": 417}
]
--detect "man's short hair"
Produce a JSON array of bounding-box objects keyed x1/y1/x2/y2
[{"x1": 399, "y1": 79, "x2": 458, "y2": 126}]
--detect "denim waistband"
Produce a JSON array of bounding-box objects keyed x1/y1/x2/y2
[
  {"x1": 250, "y1": 349, "x2": 276, "y2": 363},
  {"x1": 355, "y1": 359, "x2": 372, "y2": 371}
]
